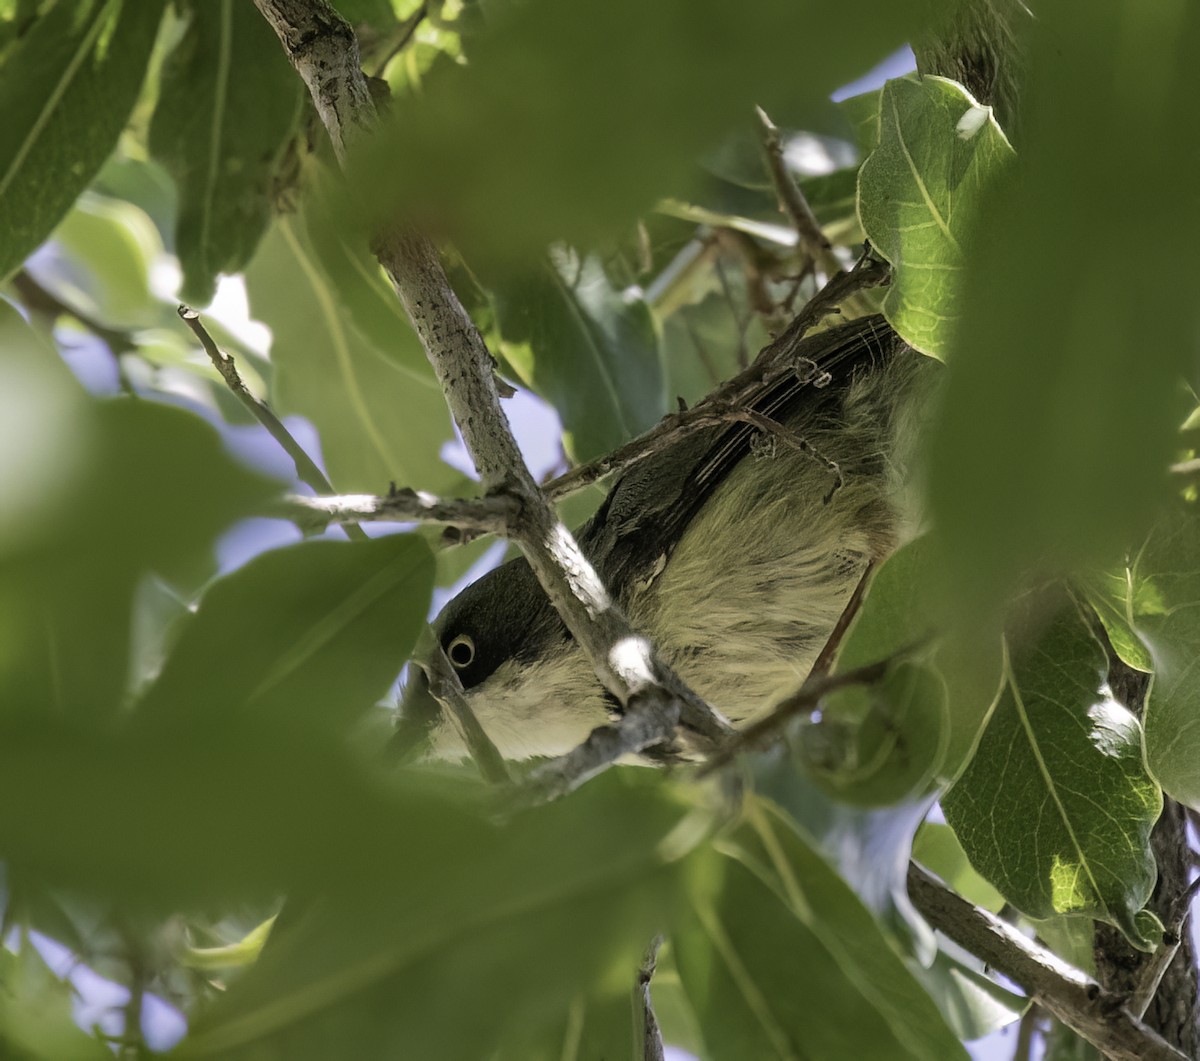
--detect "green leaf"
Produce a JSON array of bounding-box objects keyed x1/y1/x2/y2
[
  {"x1": 1081, "y1": 566, "x2": 1155, "y2": 675},
  {"x1": 174, "y1": 771, "x2": 690, "y2": 1059},
  {"x1": 0, "y1": 715, "x2": 483, "y2": 907},
  {"x1": 138, "y1": 534, "x2": 433, "y2": 730},
  {"x1": 243, "y1": 215, "x2": 461, "y2": 494},
  {"x1": 51, "y1": 192, "x2": 162, "y2": 326},
  {"x1": 149, "y1": 0, "x2": 303, "y2": 305},
  {"x1": 302, "y1": 174, "x2": 443, "y2": 386},
  {"x1": 491, "y1": 248, "x2": 664, "y2": 460},
  {"x1": 927, "y1": 4, "x2": 1200, "y2": 618},
  {"x1": 494, "y1": 984, "x2": 643, "y2": 1061},
  {"x1": 1090, "y1": 506, "x2": 1200, "y2": 809},
  {"x1": 912, "y1": 822, "x2": 1004, "y2": 913},
  {"x1": 0, "y1": 941, "x2": 112, "y2": 1060},
  {"x1": 800, "y1": 660, "x2": 949, "y2": 807},
  {"x1": 659, "y1": 290, "x2": 758, "y2": 410},
  {"x1": 0, "y1": 303, "x2": 274, "y2": 719},
  {"x1": 911, "y1": 951, "x2": 1026, "y2": 1043},
  {"x1": 858, "y1": 75, "x2": 1015, "y2": 358},
  {"x1": 0, "y1": 0, "x2": 165, "y2": 281},
  {"x1": 942, "y1": 593, "x2": 1161, "y2": 947},
  {"x1": 839, "y1": 88, "x2": 883, "y2": 154},
  {"x1": 346, "y1": 0, "x2": 952, "y2": 253},
  {"x1": 799, "y1": 537, "x2": 1002, "y2": 794},
  {"x1": 673, "y1": 797, "x2": 967, "y2": 1060}
]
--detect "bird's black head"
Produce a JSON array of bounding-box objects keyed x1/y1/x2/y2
[{"x1": 431, "y1": 555, "x2": 567, "y2": 691}]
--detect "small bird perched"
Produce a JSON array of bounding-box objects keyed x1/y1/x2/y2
[{"x1": 402, "y1": 313, "x2": 936, "y2": 762}]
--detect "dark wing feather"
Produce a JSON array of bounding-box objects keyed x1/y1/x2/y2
[{"x1": 580, "y1": 314, "x2": 902, "y2": 594}]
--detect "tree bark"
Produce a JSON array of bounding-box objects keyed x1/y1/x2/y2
[{"x1": 1096, "y1": 661, "x2": 1200, "y2": 1057}]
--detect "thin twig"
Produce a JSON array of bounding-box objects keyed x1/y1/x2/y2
[
  {"x1": 280, "y1": 488, "x2": 516, "y2": 535},
  {"x1": 368, "y1": 1, "x2": 427, "y2": 76},
  {"x1": 755, "y1": 106, "x2": 848, "y2": 284},
  {"x1": 696, "y1": 653, "x2": 898, "y2": 777},
  {"x1": 177, "y1": 305, "x2": 368, "y2": 542},
  {"x1": 805, "y1": 562, "x2": 875, "y2": 683},
  {"x1": 908, "y1": 863, "x2": 1189, "y2": 1061},
  {"x1": 1130, "y1": 874, "x2": 1200, "y2": 1019},
  {"x1": 513, "y1": 694, "x2": 682, "y2": 806},
  {"x1": 543, "y1": 256, "x2": 890, "y2": 502},
  {"x1": 1012, "y1": 1004, "x2": 1042, "y2": 1061}
]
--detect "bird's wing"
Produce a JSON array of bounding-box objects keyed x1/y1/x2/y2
[{"x1": 581, "y1": 314, "x2": 904, "y2": 593}]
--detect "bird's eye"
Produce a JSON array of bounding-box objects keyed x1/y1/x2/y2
[{"x1": 447, "y1": 633, "x2": 476, "y2": 669}]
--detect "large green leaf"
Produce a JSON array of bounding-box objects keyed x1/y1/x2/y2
[
  {"x1": 858, "y1": 75, "x2": 1015, "y2": 358},
  {"x1": 243, "y1": 216, "x2": 460, "y2": 494},
  {"x1": 491, "y1": 248, "x2": 665, "y2": 460},
  {"x1": 1087, "y1": 505, "x2": 1200, "y2": 809},
  {"x1": 149, "y1": 0, "x2": 303, "y2": 305},
  {"x1": 345, "y1": 0, "x2": 954, "y2": 253},
  {"x1": 0, "y1": 715, "x2": 480, "y2": 908},
  {"x1": 174, "y1": 771, "x2": 689, "y2": 1059},
  {"x1": 942, "y1": 594, "x2": 1161, "y2": 947},
  {"x1": 927, "y1": 4, "x2": 1200, "y2": 617},
  {"x1": 0, "y1": 302, "x2": 273, "y2": 721},
  {"x1": 0, "y1": 0, "x2": 165, "y2": 281},
  {"x1": 673, "y1": 797, "x2": 967, "y2": 1061},
  {"x1": 138, "y1": 534, "x2": 433, "y2": 731}
]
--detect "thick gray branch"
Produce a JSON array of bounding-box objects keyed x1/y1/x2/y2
[
  {"x1": 254, "y1": 0, "x2": 730, "y2": 751},
  {"x1": 908, "y1": 864, "x2": 1189, "y2": 1061}
]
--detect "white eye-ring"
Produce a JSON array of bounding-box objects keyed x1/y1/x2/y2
[{"x1": 447, "y1": 633, "x2": 476, "y2": 669}]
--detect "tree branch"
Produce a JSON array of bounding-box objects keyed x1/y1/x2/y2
[
  {"x1": 544, "y1": 256, "x2": 890, "y2": 501},
  {"x1": 514, "y1": 694, "x2": 682, "y2": 806},
  {"x1": 13, "y1": 268, "x2": 135, "y2": 391},
  {"x1": 695, "y1": 651, "x2": 899, "y2": 778},
  {"x1": 280, "y1": 488, "x2": 516, "y2": 535},
  {"x1": 636, "y1": 936, "x2": 666, "y2": 1061},
  {"x1": 253, "y1": 0, "x2": 732, "y2": 755},
  {"x1": 178, "y1": 306, "x2": 368, "y2": 542},
  {"x1": 908, "y1": 863, "x2": 1190, "y2": 1061},
  {"x1": 755, "y1": 107, "x2": 847, "y2": 284}
]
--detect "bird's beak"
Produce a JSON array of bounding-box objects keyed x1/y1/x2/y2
[{"x1": 389, "y1": 632, "x2": 444, "y2": 764}]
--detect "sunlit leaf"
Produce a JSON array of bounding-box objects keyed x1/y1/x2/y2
[
  {"x1": 1087, "y1": 505, "x2": 1200, "y2": 809},
  {"x1": 150, "y1": 0, "x2": 303, "y2": 305},
  {"x1": 858, "y1": 75, "x2": 1014, "y2": 358},
  {"x1": 942, "y1": 593, "x2": 1161, "y2": 947},
  {"x1": 0, "y1": 0, "x2": 165, "y2": 280},
  {"x1": 912, "y1": 822, "x2": 1004, "y2": 913}
]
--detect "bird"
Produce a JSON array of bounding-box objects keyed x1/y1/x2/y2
[{"x1": 401, "y1": 313, "x2": 936, "y2": 763}]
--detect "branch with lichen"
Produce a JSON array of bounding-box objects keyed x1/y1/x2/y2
[{"x1": 253, "y1": 0, "x2": 732, "y2": 778}]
